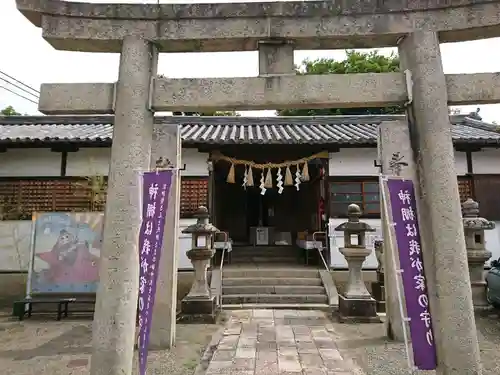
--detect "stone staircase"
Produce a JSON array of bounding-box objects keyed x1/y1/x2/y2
[
  {"x1": 221, "y1": 266, "x2": 336, "y2": 310},
  {"x1": 229, "y1": 246, "x2": 302, "y2": 264}
]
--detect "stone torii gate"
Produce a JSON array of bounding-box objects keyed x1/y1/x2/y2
[{"x1": 16, "y1": 1, "x2": 500, "y2": 374}]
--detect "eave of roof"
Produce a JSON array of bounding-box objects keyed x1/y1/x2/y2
[{"x1": 0, "y1": 114, "x2": 499, "y2": 147}]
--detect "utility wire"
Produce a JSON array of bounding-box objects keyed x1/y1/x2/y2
[
  {"x1": 0, "y1": 76, "x2": 39, "y2": 99},
  {"x1": 0, "y1": 70, "x2": 40, "y2": 94},
  {"x1": 0, "y1": 85, "x2": 38, "y2": 105}
]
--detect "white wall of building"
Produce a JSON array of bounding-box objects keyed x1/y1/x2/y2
[
  {"x1": 65, "y1": 147, "x2": 209, "y2": 177},
  {"x1": 1, "y1": 146, "x2": 499, "y2": 271},
  {"x1": 63, "y1": 147, "x2": 209, "y2": 269},
  {"x1": 327, "y1": 218, "x2": 500, "y2": 269},
  {"x1": 1, "y1": 146, "x2": 496, "y2": 180},
  {"x1": 326, "y1": 148, "x2": 500, "y2": 268},
  {"x1": 0, "y1": 147, "x2": 209, "y2": 272},
  {"x1": 328, "y1": 149, "x2": 473, "y2": 176},
  {"x1": 0, "y1": 149, "x2": 62, "y2": 177},
  {"x1": 471, "y1": 149, "x2": 500, "y2": 174}
]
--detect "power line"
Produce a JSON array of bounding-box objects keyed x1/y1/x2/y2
[
  {"x1": 0, "y1": 85, "x2": 38, "y2": 105},
  {"x1": 0, "y1": 76, "x2": 39, "y2": 99},
  {"x1": 0, "y1": 70, "x2": 40, "y2": 95}
]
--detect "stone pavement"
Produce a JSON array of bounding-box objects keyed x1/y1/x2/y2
[{"x1": 205, "y1": 309, "x2": 363, "y2": 375}]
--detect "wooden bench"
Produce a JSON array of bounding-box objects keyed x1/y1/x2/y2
[{"x1": 13, "y1": 298, "x2": 95, "y2": 321}]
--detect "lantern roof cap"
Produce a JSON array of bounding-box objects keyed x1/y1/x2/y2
[
  {"x1": 182, "y1": 206, "x2": 219, "y2": 234},
  {"x1": 334, "y1": 204, "x2": 375, "y2": 233},
  {"x1": 462, "y1": 198, "x2": 495, "y2": 230}
]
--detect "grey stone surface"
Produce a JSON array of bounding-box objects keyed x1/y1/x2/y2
[
  {"x1": 399, "y1": 31, "x2": 481, "y2": 374},
  {"x1": 258, "y1": 41, "x2": 295, "y2": 76},
  {"x1": 206, "y1": 309, "x2": 362, "y2": 375},
  {"x1": 336, "y1": 205, "x2": 374, "y2": 300},
  {"x1": 38, "y1": 83, "x2": 114, "y2": 114},
  {"x1": 333, "y1": 311, "x2": 500, "y2": 375},
  {"x1": 221, "y1": 266, "x2": 329, "y2": 308},
  {"x1": 378, "y1": 120, "x2": 416, "y2": 341},
  {"x1": 319, "y1": 269, "x2": 339, "y2": 307},
  {"x1": 90, "y1": 36, "x2": 158, "y2": 375},
  {"x1": 149, "y1": 123, "x2": 181, "y2": 349},
  {"x1": 1, "y1": 309, "x2": 500, "y2": 375},
  {"x1": 462, "y1": 199, "x2": 494, "y2": 308},
  {"x1": 16, "y1": 0, "x2": 500, "y2": 52},
  {"x1": 0, "y1": 311, "x2": 222, "y2": 375},
  {"x1": 152, "y1": 73, "x2": 407, "y2": 111},
  {"x1": 37, "y1": 72, "x2": 500, "y2": 113}
]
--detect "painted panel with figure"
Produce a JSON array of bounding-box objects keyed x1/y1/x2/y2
[{"x1": 30, "y1": 212, "x2": 103, "y2": 294}]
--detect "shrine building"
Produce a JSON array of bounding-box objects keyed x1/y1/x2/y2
[{"x1": 0, "y1": 114, "x2": 499, "y2": 277}]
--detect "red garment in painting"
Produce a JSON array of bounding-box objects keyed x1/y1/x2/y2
[{"x1": 37, "y1": 232, "x2": 99, "y2": 284}]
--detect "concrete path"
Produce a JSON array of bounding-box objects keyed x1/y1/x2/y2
[{"x1": 205, "y1": 309, "x2": 363, "y2": 375}]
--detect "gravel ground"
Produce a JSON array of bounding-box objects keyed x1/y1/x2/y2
[
  {"x1": 0, "y1": 312, "x2": 225, "y2": 375},
  {"x1": 332, "y1": 310, "x2": 500, "y2": 375}
]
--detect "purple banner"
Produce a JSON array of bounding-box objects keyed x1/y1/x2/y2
[
  {"x1": 386, "y1": 178, "x2": 437, "y2": 370},
  {"x1": 137, "y1": 170, "x2": 173, "y2": 375}
]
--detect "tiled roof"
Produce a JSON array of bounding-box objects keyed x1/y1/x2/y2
[{"x1": 0, "y1": 115, "x2": 499, "y2": 146}]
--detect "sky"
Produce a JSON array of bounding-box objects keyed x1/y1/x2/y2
[{"x1": 1, "y1": 0, "x2": 500, "y2": 121}]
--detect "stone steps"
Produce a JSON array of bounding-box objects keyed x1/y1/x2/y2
[
  {"x1": 230, "y1": 246, "x2": 302, "y2": 265},
  {"x1": 228, "y1": 256, "x2": 299, "y2": 264},
  {"x1": 222, "y1": 277, "x2": 322, "y2": 286},
  {"x1": 221, "y1": 303, "x2": 330, "y2": 311},
  {"x1": 223, "y1": 268, "x2": 319, "y2": 279},
  {"x1": 222, "y1": 293, "x2": 328, "y2": 305},
  {"x1": 231, "y1": 246, "x2": 300, "y2": 256},
  {"x1": 221, "y1": 267, "x2": 329, "y2": 309},
  {"x1": 223, "y1": 285, "x2": 325, "y2": 295}
]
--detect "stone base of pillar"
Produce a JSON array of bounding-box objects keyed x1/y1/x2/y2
[
  {"x1": 371, "y1": 283, "x2": 386, "y2": 313},
  {"x1": 471, "y1": 281, "x2": 490, "y2": 309},
  {"x1": 337, "y1": 294, "x2": 381, "y2": 324},
  {"x1": 179, "y1": 295, "x2": 219, "y2": 324}
]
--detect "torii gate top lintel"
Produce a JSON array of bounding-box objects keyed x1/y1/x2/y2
[{"x1": 16, "y1": 0, "x2": 500, "y2": 53}]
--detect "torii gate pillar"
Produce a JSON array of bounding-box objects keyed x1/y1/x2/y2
[{"x1": 91, "y1": 36, "x2": 158, "y2": 375}]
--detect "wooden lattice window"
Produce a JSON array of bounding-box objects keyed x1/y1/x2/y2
[
  {"x1": 180, "y1": 177, "x2": 208, "y2": 218},
  {"x1": 329, "y1": 179, "x2": 380, "y2": 217},
  {"x1": 457, "y1": 177, "x2": 474, "y2": 203},
  {"x1": 0, "y1": 177, "x2": 107, "y2": 220}
]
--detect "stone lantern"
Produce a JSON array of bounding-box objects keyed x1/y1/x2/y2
[
  {"x1": 335, "y1": 204, "x2": 380, "y2": 323},
  {"x1": 181, "y1": 206, "x2": 219, "y2": 322},
  {"x1": 462, "y1": 198, "x2": 495, "y2": 308}
]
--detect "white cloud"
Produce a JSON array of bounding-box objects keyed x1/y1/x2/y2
[{"x1": 1, "y1": 0, "x2": 499, "y2": 121}]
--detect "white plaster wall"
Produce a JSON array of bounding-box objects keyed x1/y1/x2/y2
[
  {"x1": 65, "y1": 147, "x2": 208, "y2": 177},
  {"x1": 179, "y1": 218, "x2": 197, "y2": 269},
  {"x1": 328, "y1": 218, "x2": 382, "y2": 269},
  {"x1": 1, "y1": 219, "x2": 499, "y2": 272},
  {"x1": 329, "y1": 149, "x2": 379, "y2": 176},
  {"x1": 454, "y1": 151, "x2": 468, "y2": 175},
  {"x1": 0, "y1": 221, "x2": 32, "y2": 271},
  {"x1": 471, "y1": 149, "x2": 500, "y2": 174},
  {"x1": 0, "y1": 219, "x2": 196, "y2": 272},
  {"x1": 0, "y1": 149, "x2": 61, "y2": 177},
  {"x1": 66, "y1": 148, "x2": 111, "y2": 176},
  {"x1": 328, "y1": 149, "x2": 475, "y2": 176},
  {"x1": 328, "y1": 218, "x2": 500, "y2": 269},
  {"x1": 181, "y1": 148, "x2": 209, "y2": 176}
]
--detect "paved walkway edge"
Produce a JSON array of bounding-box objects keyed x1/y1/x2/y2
[{"x1": 193, "y1": 324, "x2": 225, "y2": 375}]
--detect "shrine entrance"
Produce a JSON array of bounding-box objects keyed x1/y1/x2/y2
[{"x1": 211, "y1": 146, "x2": 329, "y2": 266}]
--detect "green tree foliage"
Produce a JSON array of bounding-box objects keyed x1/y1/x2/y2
[
  {"x1": 1, "y1": 106, "x2": 21, "y2": 116},
  {"x1": 277, "y1": 50, "x2": 403, "y2": 116}
]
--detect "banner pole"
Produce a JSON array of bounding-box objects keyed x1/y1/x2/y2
[
  {"x1": 25, "y1": 213, "x2": 37, "y2": 300},
  {"x1": 379, "y1": 174, "x2": 414, "y2": 373}
]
